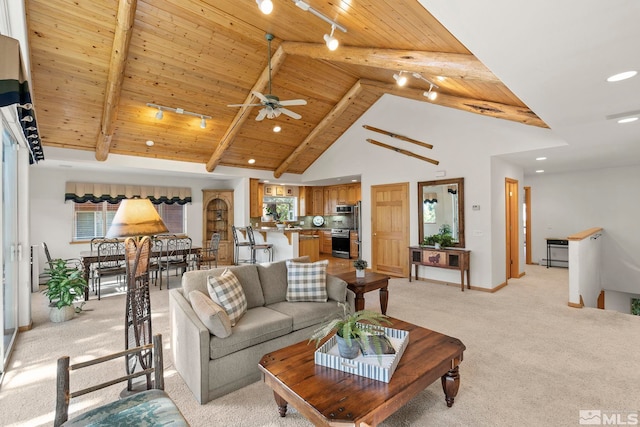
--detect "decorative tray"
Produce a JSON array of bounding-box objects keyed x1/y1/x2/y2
[{"x1": 314, "y1": 324, "x2": 409, "y2": 383}]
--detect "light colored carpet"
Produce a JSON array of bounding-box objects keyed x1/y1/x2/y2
[{"x1": 1, "y1": 265, "x2": 639, "y2": 426}]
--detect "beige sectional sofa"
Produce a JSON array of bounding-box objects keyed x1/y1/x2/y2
[{"x1": 169, "y1": 257, "x2": 355, "y2": 404}]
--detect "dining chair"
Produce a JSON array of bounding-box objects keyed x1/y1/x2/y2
[
  {"x1": 232, "y1": 225, "x2": 252, "y2": 265},
  {"x1": 94, "y1": 239, "x2": 126, "y2": 300},
  {"x1": 148, "y1": 236, "x2": 164, "y2": 289},
  {"x1": 200, "y1": 233, "x2": 221, "y2": 269},
  {"x1": 163, "y1": 236, "x2": 193, "y2": 288},
  {"x1": 246, "y1": 226, "x2": 273, "y2": 263}
]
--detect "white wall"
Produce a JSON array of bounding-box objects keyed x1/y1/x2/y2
[
  {"x1": 526, "y1": 165, "x2": 640, "y2": 295},
  {"x1": 605, "y1": 290, "x2": 639, "y2": 315},
  {"x1": 28, "y1": 166, "x2": 246, "y2": 273},
  {"x1": 303, "y1": 94, "x2": 547, "y2": 289}
]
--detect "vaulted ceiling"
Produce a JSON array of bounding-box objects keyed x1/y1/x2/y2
[{"x1": 25, "y1": 0, "x2": 545, "y2": 178}]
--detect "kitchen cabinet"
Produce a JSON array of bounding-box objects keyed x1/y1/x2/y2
[
  {"x1": 249, "y1": 178, "x2": 264, "y2": 218},
  {"x1": 350, "y1": 230, "x2": 359, "y2": 259},
  {"x1": 202, "y1": 189, "x2": 234, "y2": 264},
  {"x1": 319, "y1": 230, "x2": 332, "y2": 254},
  {"x1": 299, "y1": 236, "x2": 319, "y2": 262},
  {"x1": 321, "y1": 183, "x2": 362, "y2": 214},
  {"x1": 312, "y1": 187, "x2": 324, "y2": 216}
]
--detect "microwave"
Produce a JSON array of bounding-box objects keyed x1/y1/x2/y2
[{"x1": 335, "y1": 205, "x2": 354, "y2": 214}]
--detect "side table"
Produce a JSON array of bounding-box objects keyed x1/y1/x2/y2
[{"x1": 334, "y1": 271, "x2": 390, "y2": 314}]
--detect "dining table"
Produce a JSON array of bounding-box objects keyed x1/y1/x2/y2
[{"x1": 79, "y1": 245, "x2": 201, "y2": 301}]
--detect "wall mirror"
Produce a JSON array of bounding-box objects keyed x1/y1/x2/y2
[{"x1": 418, "y1": 177, "x2": 465, "y2": 247}]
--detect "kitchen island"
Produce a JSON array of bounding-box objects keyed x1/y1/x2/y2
[{"x1": 236, "y1": 227, "x2": 322, "y2": 263}]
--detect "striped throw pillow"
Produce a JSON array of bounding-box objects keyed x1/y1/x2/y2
[
  {"x1": 285, "y1": 259, "x2": 329, "y2": 302},
  {"x1": 207, "y1": 269, "x2": 247, "y2": 326}
]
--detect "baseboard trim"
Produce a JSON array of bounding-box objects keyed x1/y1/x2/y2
[
  {"x1": 568, "y1": 295, "x2": 584, "y2": 309},
  {"x1": 18, "y1": 321, "x2": 33, "y2": 332},
  {"x1": 412, "y1": 276, "x2": 505, "y2": 293}
]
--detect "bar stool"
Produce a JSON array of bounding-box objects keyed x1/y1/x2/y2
[
  {"x1": 232, "y1": 226, "x2": 252, "y2": 265},
  {"x1": 246, "y1": 226, "x2": 273, "y2": 263}
]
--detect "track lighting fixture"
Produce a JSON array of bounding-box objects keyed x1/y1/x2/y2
[
  {"x1": 393, "y1": 72, "x2": 407, "y2": 86},
  {"x1": 256, "y1": 0, "x2": 273, "y2": 14},
  {"x1": 411, "y1": 73, "x2": 439, "y2": 101},
  {"x1": 424, "y1": 84, "x2": 438, "y2": 101},
  {"x1": 293, "y1": 0, "x2": 347, "y2": 33},
  {"x1": 147, "y1": 103, "x2": 211, "y2": 127},
  {"x1": 323, "y1": 25, "x2": 339, "y2": 51}
]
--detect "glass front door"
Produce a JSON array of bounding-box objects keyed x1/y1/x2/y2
[{"x1": 1, "y1": 126, "x2": 19, "y2": 381}]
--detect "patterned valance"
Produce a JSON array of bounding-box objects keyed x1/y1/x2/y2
[
  {"x1": 0, "y1": 35, "x2": 44, "y2": 163},
  {"x1": 65, "y1": 182, "x2": 192, "y2": 205}
]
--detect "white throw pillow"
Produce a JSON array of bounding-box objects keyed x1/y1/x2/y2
[
  {"x1": 207, "y1": 269, "x2": 247, "y2": 326},
  {"x1": 188, "y1": 290, "x2": 232, "y2": 338},
  {"x1": 285, "y1": 259, "x2": 329, "y2": 302}
]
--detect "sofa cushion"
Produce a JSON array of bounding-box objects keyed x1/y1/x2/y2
[
  {"x1": 188, "y1": 290, "x2": 232, "y2": 338},
  {"x1": 209, "y1": 307, "x2": 292, "y2": 360},
  {"x1": 267, "y1": 300, "x2": 343, "y2": 331},
  {"x1": 182, "y1": 264, "x2": 264, "y2": 309},
  {"x1": 258, "y1": 256, "x2": 310, "y2": 305},
  {"x1": 285, "y1": 259, "x2": 329, "y2": 302},
  {"x1": 208, "y1": 270, "x2": 247, "y2": 326}
]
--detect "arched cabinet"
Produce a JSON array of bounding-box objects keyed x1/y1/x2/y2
[{"x1": 202, "y1": 189, "x2": 234, "y2": 265}]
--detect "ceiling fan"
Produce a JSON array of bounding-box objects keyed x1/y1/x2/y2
[{"x1": 227, "y1": 33, "x2": 307, "y2": 121}]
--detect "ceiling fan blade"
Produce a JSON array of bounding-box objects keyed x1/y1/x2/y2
[
  {"x1": 251, "y1": 91, "x2": 269, "y2": 103},
  {"x1": 278, "y1": 99, "x2": 307, "y2": 106},
  {"x1": 255, "y1": 108, "x2": 267, "y2": 121},
  {"x1": 279, "y1": 108, "x2": 302, "y2": 120},
  {"x1": 227, "y1": 103, "x2": 262, "y2": 107}
]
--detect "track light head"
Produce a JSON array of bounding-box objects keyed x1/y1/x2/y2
[
  {"x1": 155, "y1": 108, "x2": 163, "y2": 120},
  {"x1": 323, "y1": 25, "x2": 339, "y2": 50},
  {"x1": 424, "y1": 84, "x2": 438, "y2": 101},
  {"x1": 393, "y1": 72, "x2": 407, "y2": 87},
  {"x1": 200, "y1": 116, "x2": 206, "y2": 129},
  {"x1": 256, "y1": 0, "x2": 273, "y2": 14}
]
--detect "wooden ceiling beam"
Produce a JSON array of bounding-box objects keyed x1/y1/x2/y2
[
  {"x1": 280, "y1": 42, "x2": 499, "y2": 83},
  {"x1": 206, "y1": 46, "x2": 287, "y2": 172},
  {"x1": 274, "y1": 81, "x2": 365, "y2": 178},
  {"x1": 95, "y1": 0, "x2": 137, "y2": 161},
  {"x1": 360, "y1": 80, "x2": 548, "y2": 128}
]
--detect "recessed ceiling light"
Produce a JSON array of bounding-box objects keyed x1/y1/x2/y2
[
  {"x1": 536, "y1": 156, "x2": 547, "y2": 161},
  {"x1": 607, "y1": 71, "x2": 637, "y2": 82},
  {"x1": 146, "y1": 140, "x2": 154, "y2": 147},
  {"x1": 351, "y1": 179, "x2": 358, "y2": 182},
  {"x1": 248, "y1": 158, "x2": 256, "y2": 164},
  {"x1": 264, "y1": 180, "x2": 269, "y2": 183},
  {"x1": 273, "y1": 125, "x2": 281, "y2": 132},
  {"x1": 536, "y1": 170, "x2": 544, "y2": 173},
  {"x1": 618, "y1": 117, "x2": 638, "y2": 124}
]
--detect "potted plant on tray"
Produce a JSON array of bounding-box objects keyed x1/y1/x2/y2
[
  {"x1": 353, "y1": 258, "x2": 367, "y2": 278},
  {"x1": 43, "y1": 259, "x2": 88, "y2": 323},
  {"x1": 309, "y1": 302, "x2": 392, "y2": 359}
]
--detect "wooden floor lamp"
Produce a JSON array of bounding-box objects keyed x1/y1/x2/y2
[{"x1": 106, "y1": 198, "x2": 168, "y2": 392}]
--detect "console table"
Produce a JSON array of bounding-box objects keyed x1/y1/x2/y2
[
  {"x1": 408, "y1": 246, "x2": 470, "y2": 291},
  {"x1": 545, "y1": 238, "x2": 568, "y2": 268}
]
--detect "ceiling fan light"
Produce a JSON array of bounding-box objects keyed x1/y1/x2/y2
[
  {"x1": 256, "y1": 0, "x2": 273, "y2": 14},
  {"x1": 393, "y1": 73, "x2": 407, "y2": 86}
]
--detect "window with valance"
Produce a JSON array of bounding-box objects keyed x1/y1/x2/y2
[{"x1": 64, "y1": 182, "x2": 192, "y2": 205}]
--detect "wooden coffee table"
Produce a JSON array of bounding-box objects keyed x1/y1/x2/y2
[
  {"x1": 335, "y1": 271, "x2": 390, "y2": 314},
  {"x1": 258, "y1": 318, "x2": 465, "y2": 426}
]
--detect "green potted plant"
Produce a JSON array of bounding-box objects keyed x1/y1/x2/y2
[
  {"x1": 422, "y1": 224, "x2": 454, "y2": 249},
  {"x1": 310, "y1": 302, "x2": 392, "y2": 359},
  {"x1": 43, "y1": 259, "x2": 88, "y2": 323},
  {"x1": 353, "y1": 259, "x2": 367, "y2": 278}
]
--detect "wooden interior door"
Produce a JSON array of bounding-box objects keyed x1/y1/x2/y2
[
  {"x1": 371, "y1": 182, "x2": 410, "y2": 277},
  {"x1": 505, "y1": 179, "x2": 519, "y2": 280},
  {"x1": 524, "y1": 186, "x2": 532, "y2": 264}
]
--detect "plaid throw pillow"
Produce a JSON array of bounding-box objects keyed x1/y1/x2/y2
[
  {"x1": 285, "y1": 260, "x2": 329, "y2": 302},
  {"x1": 207, "y1": 269, "x2": 247, "y2": 326}
]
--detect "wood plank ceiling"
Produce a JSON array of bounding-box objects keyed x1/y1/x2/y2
[{"x1": 25, "y1": 0, "x2": 546, "y2": 177}]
